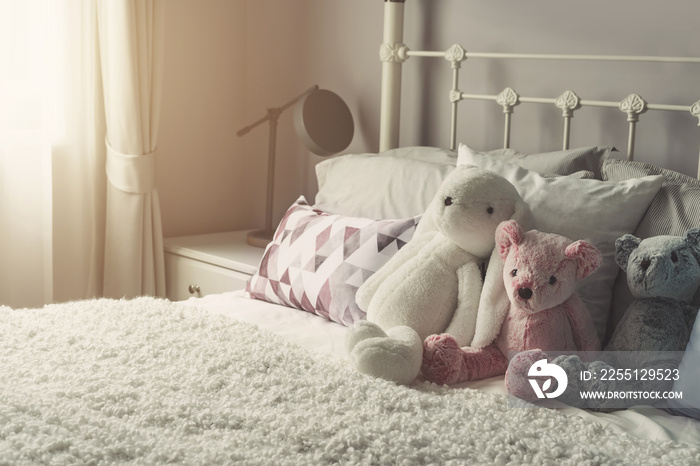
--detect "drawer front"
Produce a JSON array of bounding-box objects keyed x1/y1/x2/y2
[{"x1": 165, "y1": 253, "x2": 251, "y2": 301}]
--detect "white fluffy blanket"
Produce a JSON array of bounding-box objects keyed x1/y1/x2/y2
[{"x1": 1, "y1": 297, "x2": 698, "y2": 465}]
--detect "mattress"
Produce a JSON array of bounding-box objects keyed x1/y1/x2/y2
[{"x1": 189, "y1": 290, "x2": 700, "y2": 448}]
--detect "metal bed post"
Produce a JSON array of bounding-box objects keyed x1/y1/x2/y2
[
  {"x1": 378, "y1": 0, "x2": 407, "y2": 152},
  {"x1": 445, "y1": 45, "x2": 466, "y2": 151},
  {"x1": 496, "y1": 87, "x2": 520, "y2": 149},
  {"x1": 555, "y1": 91, "x2": 581, "y2": 150},
  {"x1": 692, "y1": 101, "x2": 700, "y2": 179},
  {"x1": 619, "y1": 94, "x2": 647, "y2": 161}
]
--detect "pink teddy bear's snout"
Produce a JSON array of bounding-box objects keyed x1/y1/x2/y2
[
  {"x1": 506, "y1": 268, "x2": 538, "y2": 305},
  {"x1": 508, "y1": 278, "x2": 540, "y2": 312},
  {"x1": 517, "y1": 286, "x2": 533, "y2": 300}
]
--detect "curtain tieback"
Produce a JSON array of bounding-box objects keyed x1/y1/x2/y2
[{"x1": 106, "y1": 139, "x2": 157, "y2": 194}]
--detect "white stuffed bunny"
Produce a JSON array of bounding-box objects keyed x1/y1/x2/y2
[{"x1": 346, "y1": 165, "x2": 533, "y2": 384}]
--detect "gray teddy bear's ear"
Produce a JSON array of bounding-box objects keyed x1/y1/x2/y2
[
  {"x1": 685, "y1": 227, "x2": 700, "y2": 263},
  {"x1": 615, "y1": 234, "x2": 642, "y2": 271}
]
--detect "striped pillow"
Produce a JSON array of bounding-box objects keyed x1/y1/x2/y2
[
  {"x1": 602, "y1": 158, "x2": 700, "y2": 340},
  {"x1": 488, "y1": 145, "x2": 613, "y2": 179},
  {"x1": 245, "y1": 197, "x2": 420, "y2": 326}
]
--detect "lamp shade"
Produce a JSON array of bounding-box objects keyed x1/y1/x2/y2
[
  {"x1": 238, "y1": 86, "x2": 354, "y2": 248},
  {"x1": 293, "y1": 89, "x2": 354, "y2": 156}
]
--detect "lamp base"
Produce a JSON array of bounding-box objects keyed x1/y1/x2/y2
[{"x1": 246, "y1": 229, "x2": 273, "y2": 248}]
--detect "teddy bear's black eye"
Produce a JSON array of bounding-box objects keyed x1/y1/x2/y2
[
  {"x1": 487, "y1": 206, "x2": 494, "y2": 214},
  {"x1": 671, "y1": 251, "x2": 679, "y2": 263},
  {"x1": 549, "y1": 276, "x2": 557, "y2": 285},
  {"x1": 444, "y1": 197, "x2": 453, "y2": 206},
  {"x1": 511, "y1": 269, "x2": 517, "y2": 277}
]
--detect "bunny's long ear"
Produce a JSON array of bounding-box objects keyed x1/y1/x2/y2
[
  {"x1": 512, "y1": 198, "x2": 535, "y2": 231},
  {"x1": 471, "y1": 200, "x2": 534, "y2": 349},
  {"x1": 356, "y1": 230, "x2": 434, "y2": 311}
]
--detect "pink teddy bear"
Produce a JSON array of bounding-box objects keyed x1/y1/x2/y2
[{"x1": 421, "y1": 220, "x2": 602, "y2": 385}]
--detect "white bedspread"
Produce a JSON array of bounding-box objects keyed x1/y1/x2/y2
[
  {"x1": 192, "y1": 290, "x2": 700, "y2": 449},
  {"x1": 2, "y1": 295, "x2": 698, "y2": 464}
]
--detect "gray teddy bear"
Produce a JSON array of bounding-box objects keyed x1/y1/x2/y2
[
  {"x1": 522, "y1": 228, "x2": 700, "y2": 411},
  {"x1": 606, "y1": 228, "x2": 700, "y2": 352}
]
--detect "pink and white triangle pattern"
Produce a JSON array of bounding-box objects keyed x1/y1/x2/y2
[{"x1": 246, "y1": 196, "x2": 420, "y2": 326}]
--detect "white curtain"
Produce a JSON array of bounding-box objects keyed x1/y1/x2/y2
[
  {"x1": 96, "y1": 0, "x2": 166, "y2": 299},
  {"x1": 0, "y1": 0, "x2": 166, "y2": 307},
  {"x1": 51, "y1": 0, "x2": 107, "y2": 304},
  {"x1": 0, "y1": 0, "x2": 65, "y2": 308}
]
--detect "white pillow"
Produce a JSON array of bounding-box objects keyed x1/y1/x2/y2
[
  {"x1": 458, "y1": 143, "x2": 664, "y2": 342},
  {"x1": 314, "y1": 145, "x2": 611, "y2": 220},
  {"x1": 314, "y1": 147, "x2": 456, "y2": 219}
]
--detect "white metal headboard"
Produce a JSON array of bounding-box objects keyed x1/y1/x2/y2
[{"x1": 378, "y1": 0, "x2": 700, "y2": 179}]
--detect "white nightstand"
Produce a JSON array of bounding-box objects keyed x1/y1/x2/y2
[{"x1": 163, "y1": 230, "x2": 266, "y2": 301}]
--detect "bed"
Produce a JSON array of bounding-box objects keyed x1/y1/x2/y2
[{"x1": 3, "y1": 2, "x2": 700, "y2": 464}]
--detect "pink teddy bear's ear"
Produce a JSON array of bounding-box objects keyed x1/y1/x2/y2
[
  {"x1": 496, "y1": 220, "x2": 523, "y2": 261},
  {"x1": 565, "y1": 240, "x2": 602, "y2": 280}
]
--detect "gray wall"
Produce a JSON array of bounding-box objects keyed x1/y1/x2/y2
[
  {"x1": 398, "y1": 0, "x2": 699, "y2": 172},
  {"x1": 159, "y1": 1, "x2": 700, "y2": 237}
]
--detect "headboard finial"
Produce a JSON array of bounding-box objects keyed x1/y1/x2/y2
[
  {"x1": 445, "y1": 44, "x2": 467, "y2": 69},
  {"x1": 555, "y1": 90, "x2": 582, "y2": 117},
  {"x1": 691, "y1": 100, "x2": 700, "y2": 126},
  {"x1": 619, "y1": 94, "x2": 648, "y2": 123},
  {"x1": 497, "y1": 88, "x2": 520, "y2": 114}
]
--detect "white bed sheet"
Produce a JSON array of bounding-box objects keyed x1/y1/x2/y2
[{"x1": 187, "y1": 290, "x2": 700, "y2": 448}]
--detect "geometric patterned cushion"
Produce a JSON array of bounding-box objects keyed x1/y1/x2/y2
[{"x1": 245, "y1": 197, "x2": 420, "y2": 326}]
